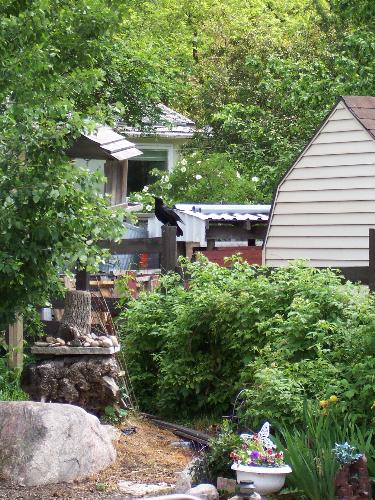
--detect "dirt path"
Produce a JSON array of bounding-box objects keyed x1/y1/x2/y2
[{"x1": 0, "y1": 416, "x2": 193, "y2": 500}]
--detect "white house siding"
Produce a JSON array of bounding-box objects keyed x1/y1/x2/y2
[{"x1": 264, "y1": 100, "x2": 375, "y2": 267}]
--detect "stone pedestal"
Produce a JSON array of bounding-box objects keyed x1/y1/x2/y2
[{"x1": 21, "y1": 347, "x2": 121, "y2": 415}]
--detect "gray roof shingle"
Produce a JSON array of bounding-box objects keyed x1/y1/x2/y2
[{"x1": 117, "y1": 104, "x2": 196, "y2": 139}]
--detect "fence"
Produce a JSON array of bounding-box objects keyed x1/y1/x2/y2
[{"x1": 5, "y1": 228, "x2": 375, "y2": 369}]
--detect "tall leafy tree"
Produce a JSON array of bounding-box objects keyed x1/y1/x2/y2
[
  {"x1": 127, "y1": 0, "x2": 375, "y2": 203},
  {"x1": 0, "y1": 0, "x2": 172, "y2": 327}
]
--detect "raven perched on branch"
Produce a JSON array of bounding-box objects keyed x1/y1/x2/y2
[{"x1": 154, "y1": 197, "x2": 184, "y2": 237}]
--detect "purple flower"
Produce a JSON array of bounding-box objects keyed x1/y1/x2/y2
[{"x1": 250, "y1": 450, "x2": 260, "y2": 460}]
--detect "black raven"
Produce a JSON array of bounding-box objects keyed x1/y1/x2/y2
[{"x1": 154, "y1": 197, "x2": 184, "y2": 237}]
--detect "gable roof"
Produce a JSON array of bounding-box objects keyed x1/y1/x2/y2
[
  {"x1": 342, "y1": 96, "x2": 375, "y2": 140},
  {"x1": 117, "y1": 104, "x2": 196, "y2": 139},
  {"x1": 263, "y1": 95, "x2": 375, "y2": 252}
]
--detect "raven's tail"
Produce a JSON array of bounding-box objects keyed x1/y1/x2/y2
[{"x1": 176, "y1": 223, "x2": 183, "y2": 237}]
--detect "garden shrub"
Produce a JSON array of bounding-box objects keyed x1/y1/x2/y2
[
  {"x1": 190, "y1": 420, "x2": 240, "y2": 485},
  {"x1": 118, "y1": 257, "x2": 375, "y2": 427},
  {"x1": 0, "y1": 358, "x2": 28, "y2": 401}
]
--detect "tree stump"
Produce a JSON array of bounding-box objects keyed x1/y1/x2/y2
[
  {"x1": 57, "y1": 290, "x2": 91, "y2": 342},
  {"x1": 21, "y1": 355, "x2": 120, "y2": 415},
  {"x1": 335, "y1": 455, "x2": 372, "y2": 499}
]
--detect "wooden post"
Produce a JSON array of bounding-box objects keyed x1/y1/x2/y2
[
  {"x1": 369, "y1": 228, "x2": 375, "y2": 292},
  {"x1": 161, "y1": 226, "x2": 177, "y2": 273},
  {"x1": 120, "y1": 159, "x2": 128, "y2": 204},
  {"x1": 76, "y1": 269, "x2": 90, "y2": 291},
  {"x1": 207, "y1": 238, "x2": 215, "y2": 250},
  {"x1": 104, "y1": 159, "x2": 114, "y2": 205},
  {"x1": 185, "y1": 242, "x2": 198, "y2": 260},
  {"x1": 8, "y1": 315, "x2": 23, "y2": 369}
]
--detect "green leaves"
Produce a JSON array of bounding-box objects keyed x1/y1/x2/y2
[
  {"x1": 119, "y1": 259, "x2": 375, "y2": 430},
  {"x1": 0, "y1": 0, "x2": 185, "y2": 328}
]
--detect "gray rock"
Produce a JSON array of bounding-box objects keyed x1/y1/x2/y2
[
  {"x1": 110, "y1": 335, "x2": 119, "y2": 347},
  {"x1": 171, "y1": 440, "x2": 191, "y2": 449},
  {"x1": 188, "y1": 484, "x2": 219, "y2": 500},
  {"x1": 118, "y1": 480, "x2": 173, "y2": 497},
  {"x1": 101, "y1": 338, "x2": 113, "y2": 348},
  {"x1": 174, "y1": 469, "x2": 192, "y2": 493},
  {"x1": 0, "y1": 401, "x2": 116, "y2": 486},
  {"x1": 102, "y1": 424, "x2": 121, "y2": 442},
  {"x1": 217, "y1": 477, "x2": 237, "y2": 494}
]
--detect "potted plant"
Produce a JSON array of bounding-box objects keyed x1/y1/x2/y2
[{"x1": 230, "y1": 422, "x2": 292, "y2": 496}]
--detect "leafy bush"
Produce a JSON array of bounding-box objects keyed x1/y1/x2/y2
[
  {"x1": 191, "y1": 420, "x2": 241, "y2": 485},
  {"x1": 118, "y1": 258, "x2": 375, "y2": 428},
  {"x1": 128, "y1": 151, "x2": 262, "y2": 210},
  {"x1": 0, "y1": 357, "x2": 28, "y2": 401}
]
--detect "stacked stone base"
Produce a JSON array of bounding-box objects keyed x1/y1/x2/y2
[{"x1": 21, "y1": 355, "x2": 120, "y2": 415}]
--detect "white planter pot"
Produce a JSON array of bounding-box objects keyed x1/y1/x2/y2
[{"x1": 231, "y1": 463, "x2": 292, "y2": 495}]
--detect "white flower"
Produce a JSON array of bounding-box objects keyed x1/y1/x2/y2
[
  {"x1": 161, "y1": 175, "x2": 170, "y2": 183},
  {"x1": 180, "y1": 166, "x2": 187, "y2": 173},
  {"x1": 195, "y1": 174, "x2": 202, "y2": 180},
  {"x1": 142, "y1": 186, "x2": 149, "y2": 192},
  {"x1": 252, "y1": 176, "x2": 259, "y2": 182},
  {"x1": 236, "y1": 171, "x2": 241, "y2": 179},
  {"x1": 181, "y1": 158, "x2": 188, "y2": 166},
  {"x1": 197, "y1": 160, "x2": 202, "y2": 164},
  {"x1": 167, "y1": 183, "x2": 172, "y2": 190},
  {"x1": 146, "y1": 205, "x2": 152, "y2": 211}
]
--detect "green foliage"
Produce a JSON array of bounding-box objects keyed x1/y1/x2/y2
[
  {"x1": 274, "y1": 402, "x2": 374, "y2": 500},
  {"x1": 129, "y1": 151, "x2": 262, "y2": 207},
  {"x1": 191, "y1": 420, "x2": 240, "y2": 485},
  {"x1": 119, "y1": 258, "x2": 375, "y2": 429},
  {"x1": 103, "y1": 404, "x2": 127, "y2": 425},
  {"x1": 0, "y1": 358, "x2": 28, "y2": 401},
  {"x1": 126, "y1": 0, "x2": 375, "y2": 203},
  {"x1": 0, "y1": 0, "x2": 176, "y2": 328}
]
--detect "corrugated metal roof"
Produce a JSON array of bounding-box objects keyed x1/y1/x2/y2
[
  {"x1": 117, "y1": 104, "x2": 196, "y2": 139},
  {"x1": 175, "y1": 203, "x2": 270, "y2": 222},
  {"x1": 342, "y1": 96, "x2": 375, "y2": 139}
]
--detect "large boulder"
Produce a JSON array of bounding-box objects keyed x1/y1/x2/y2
[{"x1": 0, "y1": 401, "x2": 116, "y2": 486}]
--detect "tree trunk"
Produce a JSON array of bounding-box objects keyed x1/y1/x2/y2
[
  {"x1": 57, "y1": 290, "x2": 91, "y2": 342},
  {"x1": 21, "y1": 355, "x2": 120, "y2": 415}
]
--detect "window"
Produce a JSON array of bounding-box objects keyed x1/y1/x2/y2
[{"x1": 127, "y1": 149, "x2": 168, "y2": 193}]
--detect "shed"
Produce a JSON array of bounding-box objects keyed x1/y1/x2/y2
[
  {"x1": 146, "y1": 204, "x2": 269, "y2": 245},
  {"x1": 264, "y1": 96, "x2": 375, "y2": 271},
  {"x1": 69, "y1": 126, "x2": 142, "y2": 206}
]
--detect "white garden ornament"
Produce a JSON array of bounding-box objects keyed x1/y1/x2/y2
[{"x1": 231, "y1": 422, "x2": 292, "y2": 497}]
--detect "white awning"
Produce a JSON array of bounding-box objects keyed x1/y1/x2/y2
[{"x1": 67, "y1": 126, "x2": 143, "y2": 161}]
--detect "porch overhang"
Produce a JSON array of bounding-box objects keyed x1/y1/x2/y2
[{"x1": 66, "y1": 126, "x2": 143, "y2": 161}]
